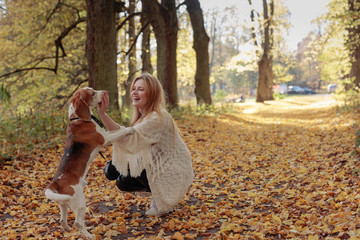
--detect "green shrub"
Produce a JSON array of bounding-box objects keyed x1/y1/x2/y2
[
  {"x1": 335, "y1": 89, "x2": 360, "y2": 112},
  {"x1": 0, "y1": 103, "x2": 231, "y2": 163},
  {"x1": 273, "y1": 92, "x2": 286, "y2": 100},
  {"x1": 0, "y1": 110, "x2": 68, "y2": 162},
  {"x1": 214, "y1": 89, "x2": 228, "y2": 101}
]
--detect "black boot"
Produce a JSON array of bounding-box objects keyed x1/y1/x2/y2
[{"x1": 104, "y1": 160, "x2": 120, "y2": 180}]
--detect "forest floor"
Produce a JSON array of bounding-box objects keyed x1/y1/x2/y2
[{"x1": 1, "y1": 94, "x2": 360, "y2": 240}]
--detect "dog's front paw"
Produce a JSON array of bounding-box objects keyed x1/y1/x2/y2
[
  {"x1": 85, "y1": 233, "x2": 95, "y2": 239},
  {"x1": 60, "y1": 220, "x2": 71, "y2": 231}
]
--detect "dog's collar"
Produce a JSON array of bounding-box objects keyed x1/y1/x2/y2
[
  {"x1": 70, "y1": 117, "x2": 80, "y2": 121},
  {"x1": 91, "y1": 115, "x2": 104, "y2": 128},
  {"x1": 69, "y1": 115, "x2": 104, "y2": 128}
]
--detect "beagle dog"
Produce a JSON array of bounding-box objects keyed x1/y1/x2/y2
[{"x1": 45, "y1": 87, "x2": 134, "y2": 239}]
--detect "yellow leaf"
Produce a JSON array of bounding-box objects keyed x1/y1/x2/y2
[
  {"x1": 272, "y1": 215, "x2": 282, "y2": 225},
  {"x1": 92, "y1": 225, "x2": 103, "y2": 234},
  {"x1": 18, "y1": 195, "x2": 25, "y2": 203},
  {"x1": 349, "y1": 237, "x2": 360, "y2": 240},
  {"x1": 172, "y1": 232, "x2": 184, "y2": 240},
  {"x1": 308, "y1": 235, "x2": 319, "y2": 240},
  {"x1": 220, "y1": 221, "x2": 236, "y2": 233},
  {"x1": 332, "y1": 226, "x2": 343, "y2": 233},
  {"x1": 168, "y1": 219, "x2": 176, "y2": 230}
]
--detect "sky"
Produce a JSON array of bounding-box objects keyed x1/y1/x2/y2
[{"x1": 199, "y1": 0, "x2": 330, "y2": 51}]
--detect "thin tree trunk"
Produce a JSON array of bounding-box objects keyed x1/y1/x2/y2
[
  {"x1": 185, "y1": 0, "x2": 212, "y2": 105},
  {"x1": 122, "y1": 0, "x2": 136, "y2": 109},
  {"x1": 255, "y1": 0, "x2": 274, "y2": 102},
  {"x1": 348, "y1": 0, "x2": 360, "y2": 89},
  {"x1": 141, "y1": 11, "x2": 153, "y2": 74},
  {"x1": 86, "y1": 0, "x2": 119, "y2": 109},
  {"x1": 209, "y1": 10, "x2": 217, "y2": 78},
  {"x1": 209, "y1": 11, "x2": 217, "y2": 94},
  {"x1": 248, "y1": 0, "x2": 259, "y2": 55},
  {"x1": 141, "y1": 0, "x2": 178, "y2": 108}
]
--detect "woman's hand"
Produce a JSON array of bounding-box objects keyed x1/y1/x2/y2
[
  {"x1": 98, "y1": 91, "x2": 109, "y2": 116},
  {"x1": 97, "y1": 91, "x2": 121, "y2": 131}
]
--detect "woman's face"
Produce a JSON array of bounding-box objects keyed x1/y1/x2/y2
[{"x1": 131, "y1": 79, "x2": 148, "y2": 112}]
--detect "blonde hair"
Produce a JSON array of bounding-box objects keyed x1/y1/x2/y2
[{"x1": 130, "y1": 72, "x2": 166, "y2": 126}]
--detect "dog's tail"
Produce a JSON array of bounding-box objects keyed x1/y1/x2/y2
[{"x1": 45, "y1": 189, "x2": 72, "y2": 202}]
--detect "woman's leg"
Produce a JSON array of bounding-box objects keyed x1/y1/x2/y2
[{"x1": 116, "y1": 169, "x2": 151, "y2": 192}]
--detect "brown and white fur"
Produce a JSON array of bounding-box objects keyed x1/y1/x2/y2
[{"x1": 45, "y1": 87, "x2": 133, "y2": 239}]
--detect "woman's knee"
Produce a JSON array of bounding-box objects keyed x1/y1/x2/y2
[{"x1": 115, "y1": 170, "x2": 151, "y2": 192}]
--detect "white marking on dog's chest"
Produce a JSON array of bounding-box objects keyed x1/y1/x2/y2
[
  {"x1": 93, "y1": 120, "x2": 107, "y2": 139},
  {"x1": 82, "y1": 147, "x2": 101, "y2": 179}
]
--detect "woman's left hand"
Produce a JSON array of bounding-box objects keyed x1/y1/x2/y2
[{"x1": 98, "y1": 91, "x2": 109, "y2": 115}]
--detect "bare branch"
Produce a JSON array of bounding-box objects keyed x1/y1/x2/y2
[
  {"x1": 116, "y1": 12, "x2": 141, "y2": 31},
  {"x1": 60, "y1": 2, "x2": 83, "y2": 19},
  {"x1": 5, "y1": 0, "x2": 63, "y2": 62},
  {"x1": 1, "y1": 17, "x2": 86, "y2": 79},
  {"x1": 54, "y1": 17, "x2": 87, "y2": 73},
  {"x1": 118, "y1": 21, "x2": 151, "y2": 56},
  {"x1": 177, "y1": 1, "x2": 186, "y2": 9},
  {"x1": 0, "y1": 67, "x2": 56, "y2": 80}
]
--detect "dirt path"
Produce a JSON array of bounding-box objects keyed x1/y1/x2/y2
[{"x1": 1, "y1": 94, "x2": 360, "y2": 239}]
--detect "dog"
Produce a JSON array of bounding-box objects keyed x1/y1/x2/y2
[{"x1": 45, "y1": 87, "x2": 134, "y2": 239}]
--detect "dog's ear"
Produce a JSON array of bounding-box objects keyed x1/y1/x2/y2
[{"x1": 71, "y1": 91, "x2": 91, "y2": 121}]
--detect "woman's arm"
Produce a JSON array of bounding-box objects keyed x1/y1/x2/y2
[
  {"x1": 116, "y1": 112, "x2": 163, "y2": 154},
  {"x1": 98, "y1": 91, "x2": 122, "y2": 131}
]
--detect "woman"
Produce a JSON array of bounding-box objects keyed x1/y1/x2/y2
[{"x1": 98, "y1": 72, "x2": 194, "y2": 216}]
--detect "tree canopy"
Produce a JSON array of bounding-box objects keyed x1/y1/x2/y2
[{"x1": 1, "y1": 0, "x2": 360, "y2": 113}]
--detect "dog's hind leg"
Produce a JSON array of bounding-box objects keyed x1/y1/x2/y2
[
  {"x1": 59, "y1": 203, "x2": 71, "y2": 231},
  {"x1": 71, "y1": 190, "x2": 93, "y2": 239},
  {"x1": 74, "y1": 206, "x2": 93, "y2": 239}
]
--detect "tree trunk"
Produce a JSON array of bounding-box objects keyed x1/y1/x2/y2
[
  {"x1": 86, "y1": 0, "x2": 119, "y2": 109},
  {"x1": 256, "y1": 0, "x2": 274, "y2": 102},
  {"x1": 122, "y1": 0, "x2": 136, "y2": 109},
  {"x1": 348, "y1": 0, "x2": 360, "y2": 89},
  {"x1": 248, "y1": 0, "x2": 259, "y2": 55},
  {"x1": 185, "y1": 0, "x2": 212, "y2": 105},
  {"x1": 141, "y1": 11, "x2": 153, "y2": 74},
  {"x1": 141, "y1": 0, "x2": 178, "y2": 108},
  {"x1": 209, "y1": 11, "x2": 217, "y2": 94},
  {"x1": 209, "y1": 10, "x2": 217, "y2": 79},
  {"x1": 257, "y1": 56, "x2": 274, "y2": 102},
  {"x1": 355, "y1": 47, "x2": 360, "y2": 88}
]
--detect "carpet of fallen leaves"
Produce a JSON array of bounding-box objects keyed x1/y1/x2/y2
[{"x1": 2, "y1": 94, "x2": 360, "y2": 240}]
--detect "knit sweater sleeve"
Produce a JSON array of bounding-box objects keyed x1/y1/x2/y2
[{"x1": 115, "y1": 112, "x2": 163, "y2": 154}]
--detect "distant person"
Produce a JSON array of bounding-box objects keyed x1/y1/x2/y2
[{"x1": 98, "y1": 72, "x2": 194, "y2": 216}]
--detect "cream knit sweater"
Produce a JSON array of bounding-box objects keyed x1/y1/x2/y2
[{"x1": 112, "y1": 110, "x2": 194, "y2": 213}]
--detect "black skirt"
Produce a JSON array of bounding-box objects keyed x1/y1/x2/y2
[{"x1": 104, "y1": 160, "x2": 151, "y2": 192}]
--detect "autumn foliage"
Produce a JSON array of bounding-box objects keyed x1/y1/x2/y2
[{"x1": 1, "y1": 95, "x2": 360, "y2": 239}]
